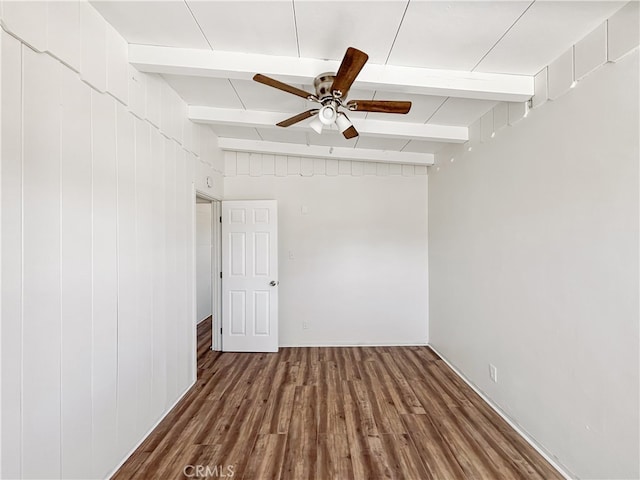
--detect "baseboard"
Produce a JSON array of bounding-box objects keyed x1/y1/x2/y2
[
  {"x1": 279, "y1": 341, "x2": 429, "y2": 348},
  {"x1": 428, "y1": 345, "x2": 574, "y2": 480},
  {"x1": 105, "y1": 380, "x2": 195, "y2": 480},
  {"x1": 197, "y1": 316, "x2": 212, "y2": 325}
]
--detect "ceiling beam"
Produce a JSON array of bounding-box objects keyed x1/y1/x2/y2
[
  {"x1": 217, "y1": 138, "x2": 434, "y2": 166},
  {"x1": 130, "y1": 44, "x2": 534, "y2": 102},
  {"x1": 189, "y1": 106, "x2": 468, "y2": 143}
]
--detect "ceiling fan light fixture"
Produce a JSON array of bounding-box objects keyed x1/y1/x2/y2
[
  {"x1": 335, "y1": 112, "x2": 353, "y2": 133},
  {"x1": 318, "y1": 105, "x2": 337, "y2": 125},
  {"x1": 309, "y1": 116, "x2": 324, "y2": 134}
]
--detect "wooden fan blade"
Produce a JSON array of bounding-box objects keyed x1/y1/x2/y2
[
  {"x1": 343, "y1": 125, "x2": 359, "y2": 139},
  {"x1": 253, "y1": 74, "x2": 315, "y2": 99},
  {"x1": 330, "y1": 47, "x2": 369, "y2": 97},
  {"x1": 276, "y1": 109, "x2": 318, "y2": 128},
  {"x1": 346, "y1": 100, "x2": 412, "y2": 114}
]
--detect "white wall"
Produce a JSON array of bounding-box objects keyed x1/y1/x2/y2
[
  {"x1": 224, "y1": 158, "x2": 429, "y2": 346},
  {"x1": 0, "y1": 2, "x2": 224, "y2": 478},
  {"x1": 196, "y1": 202, "x2": 213, "y2": 322},
  {"x1": 428, "y1": 48, "x2": 639, "y2": 479}
]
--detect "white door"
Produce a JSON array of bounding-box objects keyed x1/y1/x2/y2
[{"x1": 221, "y1": 200, "x2": 278, "y2": 352}]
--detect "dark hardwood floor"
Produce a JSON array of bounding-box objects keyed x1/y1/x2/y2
[{"x1": 112, "y1": 320, "x2": 562, "y2": 479}]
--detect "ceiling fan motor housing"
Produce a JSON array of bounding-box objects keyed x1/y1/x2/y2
[{"x1": 314, "y1": 72, "x2": 338, "y2": 99}]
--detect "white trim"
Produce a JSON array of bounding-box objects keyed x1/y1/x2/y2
[
  {"x1": 104, "y1": 381, "x2": 195, "y2": 480},
  {"x1": 194, "y1": 190, "x2": 222, "y2": 203},
  {"x1": 217, "y1": 138, "x2": 434, "y2": 166},
  {"x1": 194, "y1": 191, "x2": 222, "y2": 353},
  {"x1": 191, "y1": 185, "x2": 197, "y2": 385},
  {"x1": 129, "y1": 44, "x2": 534, "y2": 102},
  {"x1": 279, "y1": 342, "x2": 429, "y2": 348},
  {"x1": 211, "y1": 201, "x2": 222, "y2": 352},
  {"x1": 188, "y1": 106, "x2": 468, "y2": 144},
  {"x1": 428, "y1": 345, "x2": 575, "y2": 480}
]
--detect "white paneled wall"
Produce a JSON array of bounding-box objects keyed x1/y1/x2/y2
[
  {"x1": 22, "y1": 45, "x2": 63, "y2": 480},
  {"x1": 60, "y1": 64, "x2": 93, "y2": 479},
  {"x1": 1, "y1": 29, "x2": 24, "y2": 480},
  {"x1": 91, "y1": 89, "x2": 119, "y2": 477},
  {"x1": 0, "y1": 2, "x2": 223, "y2": 478},
  {"x1": 223, "y1": 151, "x2": 428, "y2": 178}
]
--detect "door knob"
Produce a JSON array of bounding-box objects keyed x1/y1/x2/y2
[{"x1": 270, "y1": 280, "x2": 279, "y2": 286}]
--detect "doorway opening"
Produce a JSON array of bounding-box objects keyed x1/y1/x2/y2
[{"x1": 195, "y1": 193, "x2": 222, "y2": 353}]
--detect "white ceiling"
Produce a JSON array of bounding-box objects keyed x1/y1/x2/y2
[{"x1": 91, "y1": 0, "x2": 626, "y2": 162}]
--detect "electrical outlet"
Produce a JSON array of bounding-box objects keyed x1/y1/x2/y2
[
  {"x1": 489, "y1": 364, "x2": 498, "y2": 383},
  {"x1": 302, "y1": 322, "x2": 309, "y2": 330},
  {"x1": 489, "y1": 364, "x2": 498, "y2": 382},
  {"x1": 288, "y1": 250, "x2": 295, "y2": 260}
]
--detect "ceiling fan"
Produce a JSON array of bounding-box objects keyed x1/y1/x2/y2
[{"x1": 253, "y1": 47, "x2": 412, "y2": 139}]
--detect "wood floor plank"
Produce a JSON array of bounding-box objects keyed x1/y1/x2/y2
[
  {"x1": 428, "y1": 361, "x2": 473, "y2": 408},
  {"x1": 378, "y1": 352, "x2": 427, "y2": 415},
  {"x1": 389, "y1": 348, "x2": 429, "y2": 380},
  {"x1": 364, "y1": 435, "x2": 395, "y2": 479},
  {"x1": 317, "y1": 434, "x2": 354, "y2": 480},
  {"x1": 343, "y1": 382, "x2": 395, "y2": 480},
  {"x1": 284, "y1": 360, "x2": 301, "y2": 384},
  {"x1": 342, "y1": 380, "x2": 375, "y2": 480},
  {"x1": 280, "y1": 386, "x2": 318, "y2": 479},
  {"x1": 113, "y1": 321, "x2": 564, "y2": 480},
  {"x1": 411, "y1": 372, "x2": 455, "y2": 418},
  {"x1": 242, "y1": 434, "x2": 287, "y2": 480},
  {"x1": 132, "y1": 443, "x2": 211, "y2": 479},
  {"x1": 379, "y1": 433, "x2": 432, "y2": 480},
  {"x1": 317, "y1": 373, "x2": 347, "y2": 435},
  {"x1": 361, "y1": 361, "x2": 406, "y2": 434},
  {"x1": 432, "y1": 414, "x2": 502, "y2": 479},
  {"x1": 193, "y1": 375, "x2": 254, "y2": 444},
  {"x1": 344, "y1": 379, "x2": 379, "y2": 436},
  {"x1": 209, "y1": 399, "x2": 268, "y2": 479},
  {"x1": 259, "y1": 384, "x2": 296, "y2": 434},
  {"x1": 401, "y1": 414, "x2": 468, "y2": 479},
  {"x1": 318, "y1": 359, "x2": 340, "y2": 385},
  {"x1": 449, "y1": 405, "x2": 524, "y2": 480},
  {"x1": 299, "y1": 356, "x2": 320, "y2": 386}
]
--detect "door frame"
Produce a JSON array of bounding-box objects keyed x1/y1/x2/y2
[{"x1": 194, "y1": 189, "x2": 223, "y2": 352}]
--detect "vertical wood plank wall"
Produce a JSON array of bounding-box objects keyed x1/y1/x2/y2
[
  {"x1": 0, "y1": 2, "x2": 224, "y2": 477},
  {"x1": 0, "y1": 25, "x2": 24, "y2": 480}
]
